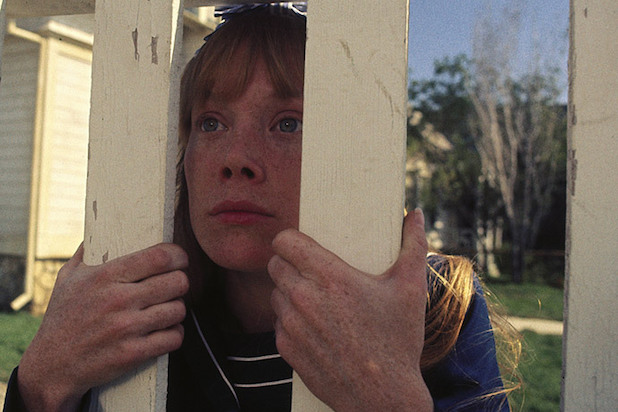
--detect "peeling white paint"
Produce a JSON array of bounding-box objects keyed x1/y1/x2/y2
[{"x1": 563, "y1": 1, "x2": 618, "y2": 410}]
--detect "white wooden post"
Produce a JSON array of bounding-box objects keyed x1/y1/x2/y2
[
  {"x1": 296, "y1": 1, "x2": 409, "y2": 410},
  {"x1": 563, "y1": 0, "x2": 618, "y2": 410},
  {"x1": 0, "y1": 0, "x2": 5, "y2": 78},
  {"x1": 84, "y1": 0, "x2": 184, "y2": 410}
]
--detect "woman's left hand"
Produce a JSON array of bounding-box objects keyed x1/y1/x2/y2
[{"x1": 268, "y1": 209, "x2": 433, "y2": 412}]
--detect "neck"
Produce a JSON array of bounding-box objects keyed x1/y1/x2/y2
[{"x1": 225, "y1": 269, "x2": 277, "y2": 334}]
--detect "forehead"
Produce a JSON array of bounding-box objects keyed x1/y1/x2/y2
[
  {"x1": 211, "y1": 60, "x2": 271, "y2": 97},
  {"x1": 197, "y1": 58, "x2": 303, "y2": 109}
]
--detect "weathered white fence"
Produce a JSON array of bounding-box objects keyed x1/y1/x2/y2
[
  {"x1": 562, "y1": 2, "x2": 618, "y2": 411},
  {"x1": 1, "y1": 0, "x2": 617, "y2": 411}
]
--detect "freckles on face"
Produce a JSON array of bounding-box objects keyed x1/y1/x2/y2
[{"x1": 184, "y1": 64, "x2": 302, "y2": 274}]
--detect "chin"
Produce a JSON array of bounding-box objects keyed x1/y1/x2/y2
[
  {"x1": 201, "y1": 240, "x2": 273, "y2": 274},
  {"x1": 215, "y1": 256, "x2": 271, "y2": 274}
]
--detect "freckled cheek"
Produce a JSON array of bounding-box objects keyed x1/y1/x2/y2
[
  {"x1": 278, "y1": 153, "x2": 302, "y2": 227},
  {"x1": 183, "y1": 139, "x2": 199, "y2": 180},
  {"x1": 184, "y1": 142, "x2": 217, "y2": 194}
]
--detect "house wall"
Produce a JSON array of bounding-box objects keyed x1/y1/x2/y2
[
  {"x1": 27, "y1": 38, "x2": 91, "y2": 314},
  {"x1": 0, "y1": 10, "x2": 216, "y2": 312},
  {"x1": 0, "y1": 36, "x2": 39, "y2": 256},
  {"x1": 18, "y1": 15, "x2": 94, "y2": 36},
  {"x1": 34, "y1": 38, "x2": 91, "y2": 259}
]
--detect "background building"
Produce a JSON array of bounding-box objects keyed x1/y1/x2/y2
[{"x1": 0, "y1": 8, "x2": 218, "y2": 314}]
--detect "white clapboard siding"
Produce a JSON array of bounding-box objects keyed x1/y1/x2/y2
[
  {"x1": 5, "y1": 0, "x2": 243, "y2": 17},
  {"x1": 563, "y1": 1, "x2": 618, "y2": 410},
  {"x1": 35, "y1": 39, "x2": 91, "y2": 258},
  {"x1": 0, "y1": 0, "x2": 4, "y2": 62},
  {"x1": 0, "y1": 36, "x2": 40, "y2": 255},
  {"x1": 6, "y1": 0, "x2": 95, "y2": 17}
]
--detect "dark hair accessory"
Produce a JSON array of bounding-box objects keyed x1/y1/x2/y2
[{"x1": 215, "y1": 2, "x2": 306, "y2": 20}]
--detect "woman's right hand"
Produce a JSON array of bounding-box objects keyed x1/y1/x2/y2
[{"x1": 16, "y1": 243, "x2": 189, "y2": 412}]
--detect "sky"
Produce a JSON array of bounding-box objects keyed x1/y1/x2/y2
[{"x1": 407, "y1": 0, "x2": 570, "y2": 99}]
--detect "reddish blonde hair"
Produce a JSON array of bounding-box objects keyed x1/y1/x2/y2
[
  {"x1": 175, "y1": 8, "x2": 306, "y2": 306},
  {"x1": 174, "y1": 7, "x2": 520, "y2": 407},
  {"x1": 422, "y1": 253, "x2": 522, "y2": 410}
]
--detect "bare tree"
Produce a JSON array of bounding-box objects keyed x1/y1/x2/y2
[{"x1": 467, "y1": 3, "x2": 563, "y2": 283}]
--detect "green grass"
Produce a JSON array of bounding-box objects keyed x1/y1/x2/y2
[
  {"x1": 509, "y1": 331, "x2": 563, "y2": 412},
  {"x1": 0, "y1": 311, "x2": 42, "y2": 382},
  {"x1": 476, "y1": 279, "x2": 564, "y2": 410},
  {"x1": 484, "y1": 281, "x2": 564, "y2": 321}
]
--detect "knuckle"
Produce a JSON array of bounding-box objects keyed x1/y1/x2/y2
[
  {"x1": 109, "y1": 313, "x2": 136, "y2": 337},
  {"x1": 117, "y1": 340, "x2": 146, "y2": 366},
  {"x1": 285, "y1": 284, "x2": 321, "y2": 324},
  {"x1": 272, "y1": 229, "x2": 300, "y2": 253},
  {"x1": 173, "y1": 270, "x2": 190, "y2": 295},
  {"x1": 150, "y1": 300, "x2": 186, "y2": 329},
  {"x1": 274, "y1": 329, "x2": 292, "y2": 358},
  {"x1": 151, "y1": 270, "x2": 189, "y2": 299},
  {"x1": 169, "y1": 299, "x2": 187, "y2": 322},
  {"x1": 271, "y1": 230, "x2": 289, "y2": 250},
  {"x1": 93, "y1": 264, "x2": 117, "y2": 283},
  {"x1": 287, "y1": 283, "x2": 308, "y2": 309},
  {"x1": 277, "y1": 310, "x2": 296, "y2": 337},
  {"x1": 268, "y1": 256, "x2": 290, "y2": 284},
  {"x1": 397, "y1": 275, "x2": 427, "y2": 303},
  {"x1": 146, "y1": 245, "x2": 176, "y2": 270},
  {"x1": 166, "y1": 325, "x2": 185, "y2": 350},
  {"x1": 152, "y1": 243, "x2": 188, "y2": 269},
  {"x1": 168, "y1": 243, "x2": 189, "y2": 262},
  {"x1": 57, "y1": 262, "x2": 72, "y2": 279},
  {"x1": 104, "y1": 287, "x2": 134, "y2": 312},
  {"x1": 270, "y1": 288, "x2": 284, "y2": 312},
  {"x1": 149, "y1": 326, "x2": 185, "y2": 357}
]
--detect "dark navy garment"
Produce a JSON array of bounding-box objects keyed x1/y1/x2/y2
[
  {"x1": 2, "y1": 369, "x2": 92, "y2": 412},
  {"x1": 3, "y1": 370, "x2": 27, "y2": 412},
  {"x1": 423, "y1": 282, "x2": 509, "y2": 411},
  {"x1": 166, "y1": 264, "x2": 509, "y2": 411},
  {"x1": 4, "y1": 260, "x2": 508, "y2": 412}
]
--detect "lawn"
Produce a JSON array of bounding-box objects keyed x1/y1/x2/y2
[
  {"x1": 509, "y1": 331, "x2": 563, "y2": 412},
  {"x1": 485, "y1": 280, "x2": 564, "y2": 321},
  {"x1": 485, "y1": 281, "x2": 564, "y2": 411},
  {"x1": 0, "y1": 311, "x2": 42, "y2": 382}
]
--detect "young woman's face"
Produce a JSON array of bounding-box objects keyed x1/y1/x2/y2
[{"x1": 184, "y1": 60, "x2": 302, "y2": 274}]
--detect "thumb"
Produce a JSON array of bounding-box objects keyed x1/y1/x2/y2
[
  {"x1": 390, "y1": 208, "x2": 428, "y2": 278},
  {"x1": 57, "y1": 242, "x2": 85, "y2": 281},
  {"x1": 272, "y1": 229, "x2": 344, "y2": 278}
]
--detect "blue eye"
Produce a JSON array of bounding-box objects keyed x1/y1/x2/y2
[
  {"x1": 200, "y1": 118, "x2": 220, "y2": 132},
  {"x1": 279, "y1": 118, "x2": 302, "y2": 133}
]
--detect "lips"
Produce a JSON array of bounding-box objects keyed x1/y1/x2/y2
[{"x1": 209, "y1": 200, "x2": 273, "y2": 225}]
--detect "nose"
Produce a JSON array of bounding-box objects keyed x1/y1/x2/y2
[{"x1": 220, "y1": 132, "x2": 266, "y2": 183}]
